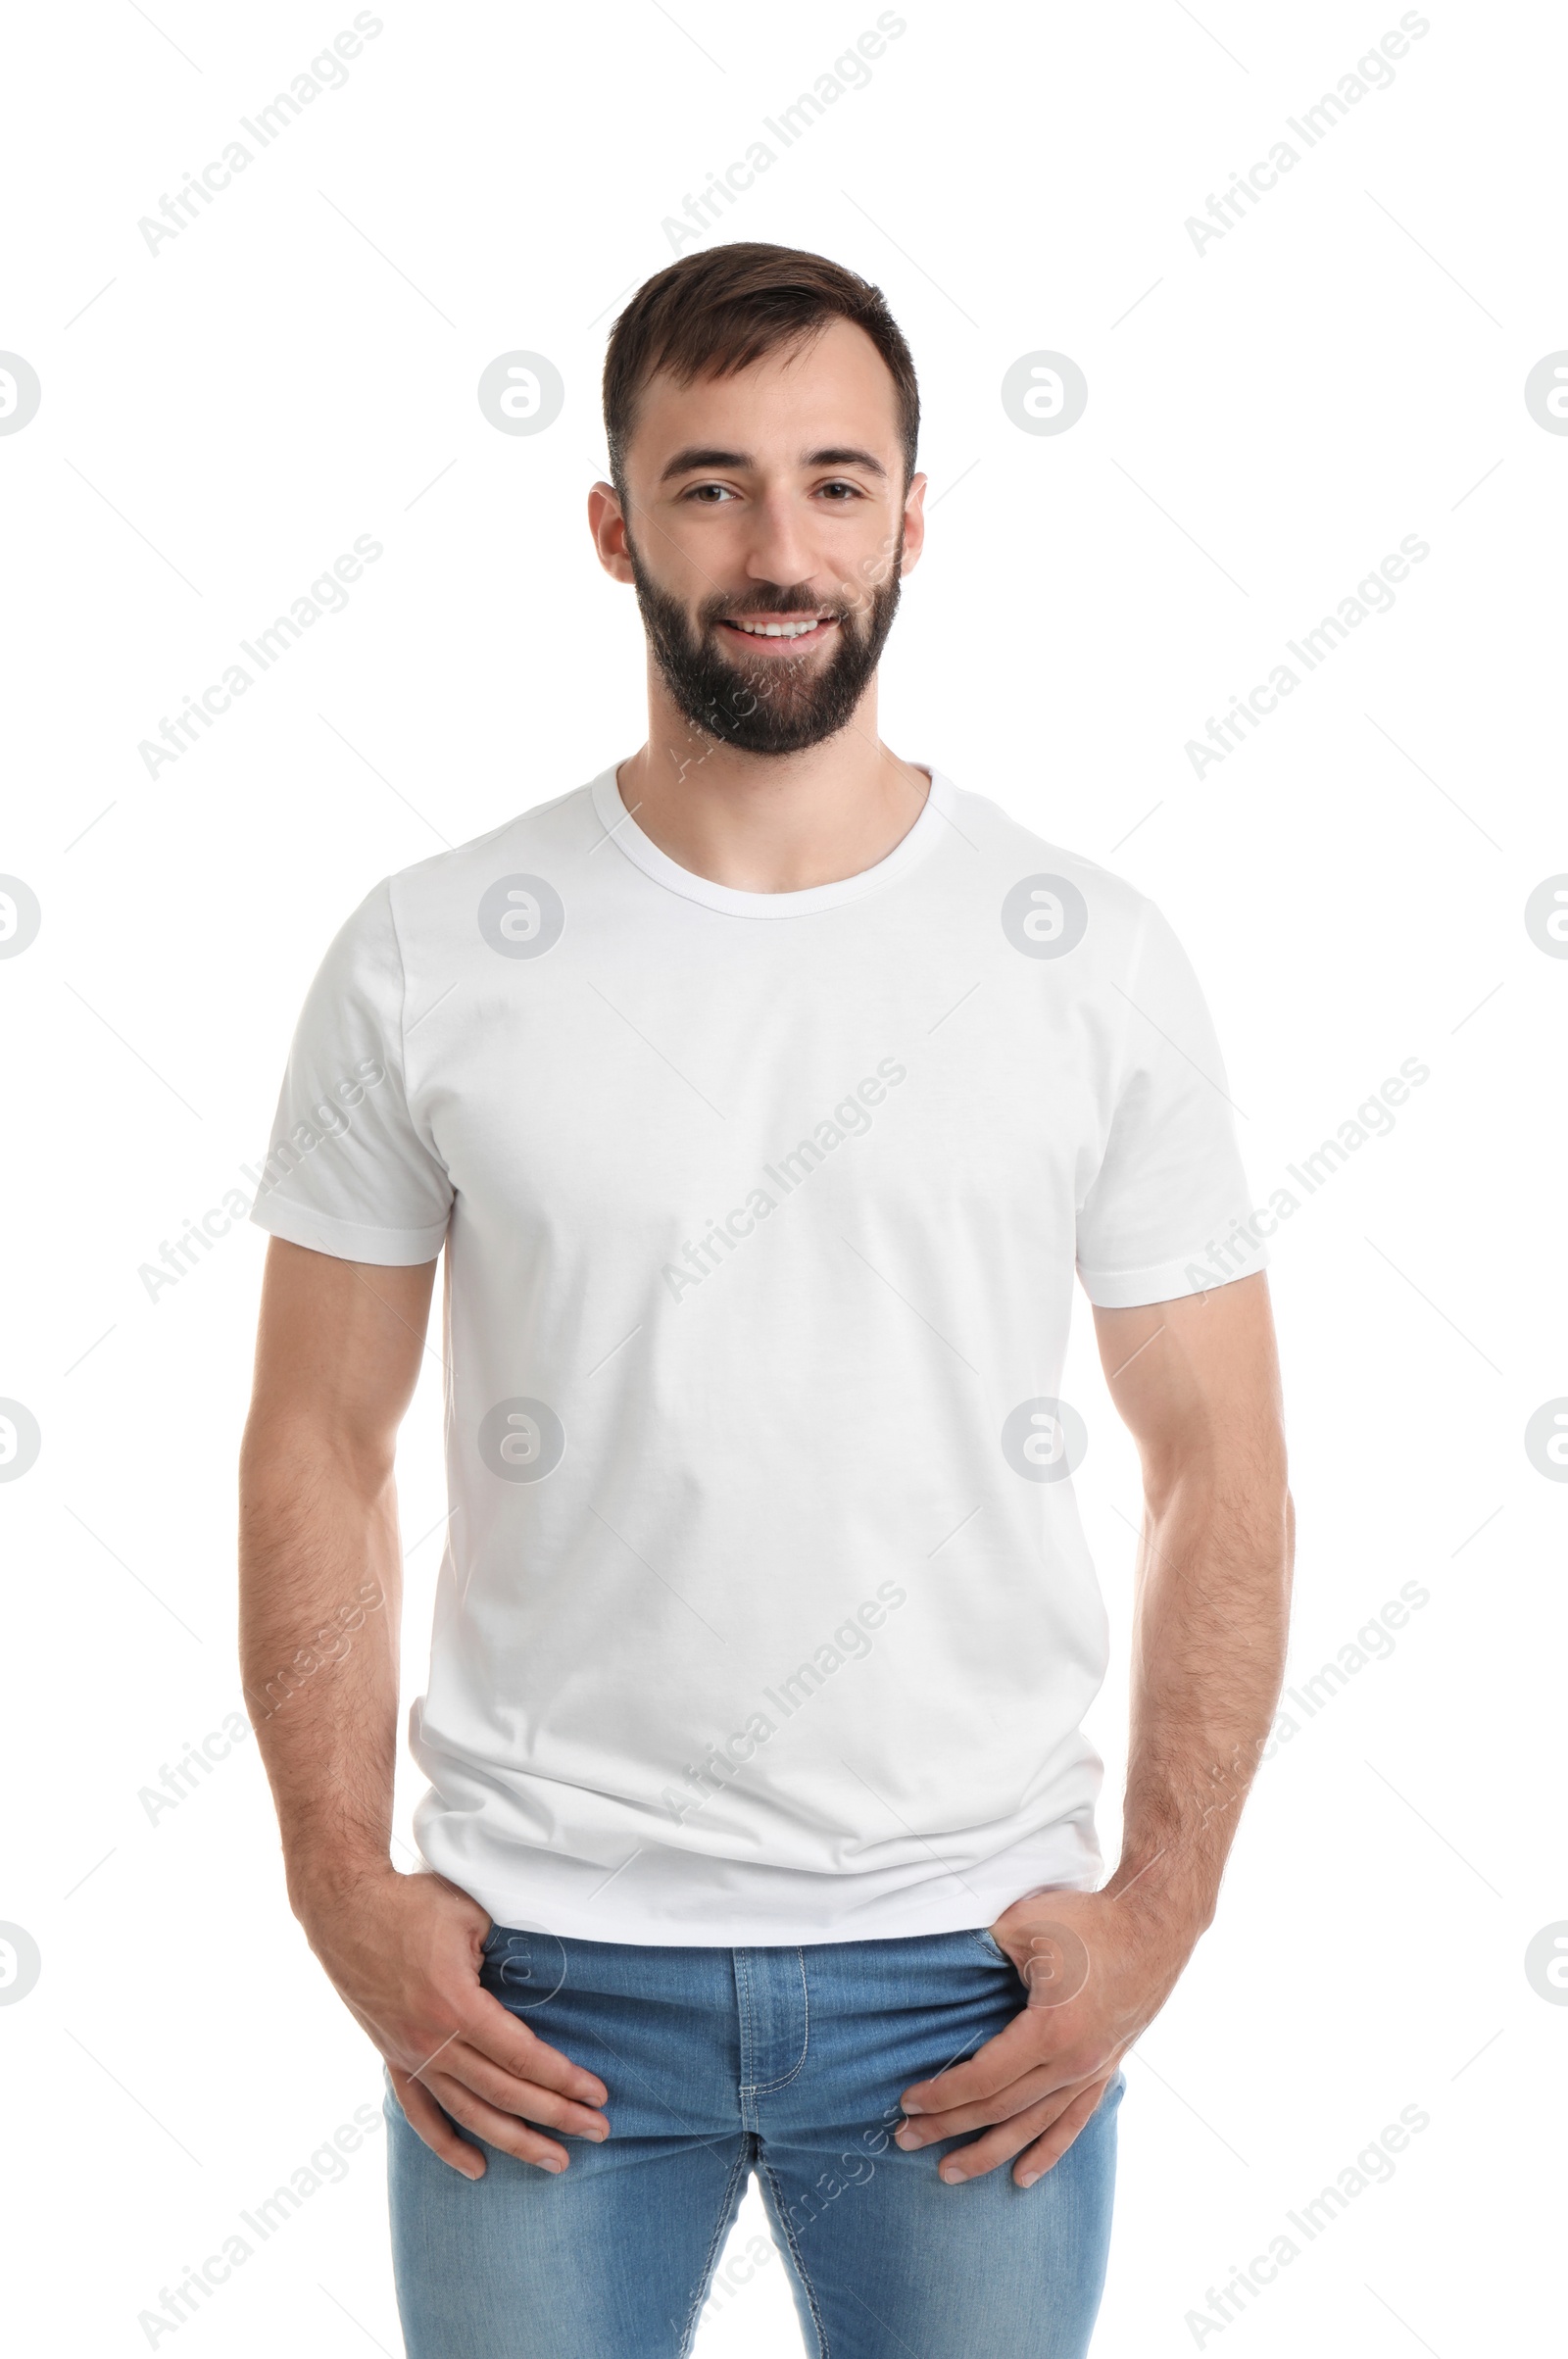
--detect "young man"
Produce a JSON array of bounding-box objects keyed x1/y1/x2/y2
[{"x1": 240, "y1": 244, "x2": 1293, "y2": 2358}]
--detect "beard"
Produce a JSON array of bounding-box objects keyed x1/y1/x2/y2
[{"x1": 624, "y1": 530, "x2": 905, "y2": 758}]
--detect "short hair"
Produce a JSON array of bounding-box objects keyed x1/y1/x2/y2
[{"x1": 603, "y1": 241, "x2": 919, "y2": 495}]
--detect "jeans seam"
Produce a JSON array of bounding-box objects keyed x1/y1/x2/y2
[
  {"x1": 746, "y1": 1948, "x2": 810, "y2": 2096},
  {"x1": 757, "y1": 2145, "x2": 831, "y2": 2359},
  {"x1": 734, "y1": 1947, "x2": 756, "y2": 2128},
  {"x1": 675, "y1": 2134, "x2": 754, "y2": 2359}
]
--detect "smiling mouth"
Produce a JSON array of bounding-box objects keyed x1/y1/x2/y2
[{"x1": 716, "y1": 614, "x2": 837, "y2": 644}]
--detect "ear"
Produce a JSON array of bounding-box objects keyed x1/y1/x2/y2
[
  {"x1": 588, "y1": 480, "x2": 636, "y2": 585},
  {"x1": 899, "y1": 471, "x2": 928, "y2": 578}
]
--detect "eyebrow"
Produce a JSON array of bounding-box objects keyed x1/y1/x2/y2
[{"x1": 659, "y1": 444, "x2": 889, "y2": 484}]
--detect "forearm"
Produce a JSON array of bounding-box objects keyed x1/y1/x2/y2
[
  {"x1": 1103, "y1": 1465, "x2": 1294, "y2": 1934},
  {"x1": 239, "y1": 1410, "x2": 404, "y2": 1918}
]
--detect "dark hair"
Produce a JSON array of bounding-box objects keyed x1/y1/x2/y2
[{"x1": 603, "y1": 242, "x2": 919, "y2": 495}]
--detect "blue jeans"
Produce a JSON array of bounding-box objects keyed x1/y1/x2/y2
[{"x1": 386, "y1": 1923, "x2": 1125, "y2": 2357}]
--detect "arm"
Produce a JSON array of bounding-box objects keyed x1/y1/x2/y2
[
  {"x1": 898, "y1": 1269, "x2": 1293, "y2": 2186},
  {"x1": 1097, "y1": 1268, "x2": 1294, "y2": 1928},
  {"x1": 239, "y1": 1235, "x2": 610, "y2": 2177}
]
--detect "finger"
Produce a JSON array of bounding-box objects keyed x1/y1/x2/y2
[
  {"x1": 389, "y1": 2064, "x2": 488, "y2": 2181},
  {"x1": 416, "y1": 2071, "x2": 575, "y2": 2174},
  {"x1": 1013, "y1": 2078, "x2": 1114, "y2": 2187},
  {"x1": 895, "y1": 2057, "x2": 1081, "y2": 2146},
  {"x1": 428, "y1": 2040, "x2": 610, "y2": 2140},
  {"x1": 922, "y1": 2076, "x2": 1102, "y2": 2183},
  {"x1": 937, "y1": 2075, "x2": 1111, "y2": 2186},
  {"x1": 468, "y1": 1990, "x2": 610, "y2": 2109},
  {"x1": 901, "y1": 2010, "x2": 1066, "y2": 2118},
  {"x1": 386, "y1": 1995, "x2": 609, "y2": 2118}
]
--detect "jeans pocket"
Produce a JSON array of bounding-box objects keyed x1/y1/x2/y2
[
  {"x1": 970, "y1": 1926, "x2": 1012, "y2": 1967},
  {"x1": 484, "y1": 1929, "x2": 571, "y2": 2012},
  {"x1": 480, "y1": 1924, "x2": 532, "y2": 1998}
]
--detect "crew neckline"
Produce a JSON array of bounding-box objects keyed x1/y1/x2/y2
[{"x1": 588, "y1": 762, "x2": 955, "y2": 918}]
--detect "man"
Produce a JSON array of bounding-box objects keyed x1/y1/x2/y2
[{"x1": 240, "y1": 243, "x2": 1293, "y2": 2358}]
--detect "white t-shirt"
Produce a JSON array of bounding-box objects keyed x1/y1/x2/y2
[{"x1": 251, "y1": 763, "x2": 1266, "y2": 1944}]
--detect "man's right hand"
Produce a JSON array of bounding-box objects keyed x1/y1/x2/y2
[{"x1": 296, "y1": 1866, "x2": 611, "y2": 2179}]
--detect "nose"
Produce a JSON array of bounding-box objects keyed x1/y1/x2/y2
[{"x1": 741, "y1": 489, "x2": 817, "y2": 600}]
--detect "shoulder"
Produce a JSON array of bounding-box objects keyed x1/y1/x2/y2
[
  {"x1": 942, "y1": 777, "x2": 1163, "y2": 962},
  {"x1": 381, "y1": 781, "x2": 601, "y2": 927},
  {"x1": 301, "y1": 782, "x2": 601, "y2": 1001}
]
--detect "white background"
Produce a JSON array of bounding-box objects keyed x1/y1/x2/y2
[{"x1": 2, "y1": 2, "x2": 1563, "y2": 2351}]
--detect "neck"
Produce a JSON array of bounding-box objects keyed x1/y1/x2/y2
[{"x1": 615, "y1": 664, "x2": 930, "y2": 894}]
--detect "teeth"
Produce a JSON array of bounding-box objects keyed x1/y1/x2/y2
[{"x1": 730, "y1": 617, "x2": 824, "y2": 638}]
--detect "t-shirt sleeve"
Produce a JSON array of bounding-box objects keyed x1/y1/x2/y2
[
  {"x1": 1075, "y1": 899, "x2": 1266, "y2": 1307},
  {"x1": 249, "y1": 877, "x2": 453, "y2": 1266}
]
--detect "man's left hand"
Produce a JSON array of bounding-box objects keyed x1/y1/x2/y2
[{"x1": 895, "y1": 1887, "x2": 1199, "y2": 2187}]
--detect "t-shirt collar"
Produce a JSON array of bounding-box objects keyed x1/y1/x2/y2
[{"x1": 588, "y1": 761, "x2": 954, "y2": 918}]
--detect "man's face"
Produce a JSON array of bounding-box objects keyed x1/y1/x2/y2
[{"x1": 600, "y1": 317, "x2": 924, "y2": 757}]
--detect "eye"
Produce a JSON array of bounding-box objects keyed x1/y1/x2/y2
[
  {"x1": 684, "y1": 482, "x2": 736, "y2": 503},
  {"x1": 816, "y1": 479, "x2": 862, "y2": 500}
]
